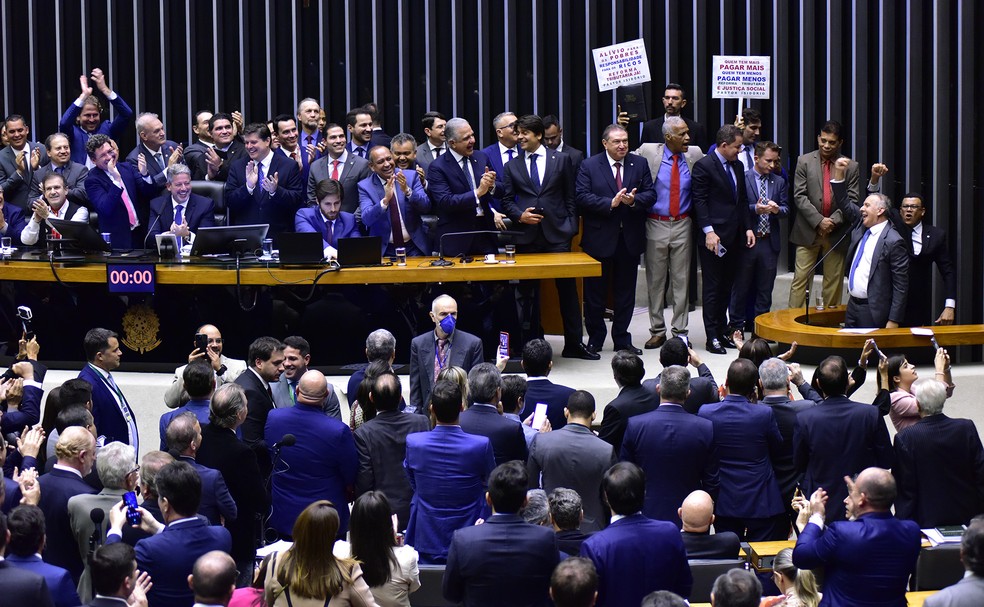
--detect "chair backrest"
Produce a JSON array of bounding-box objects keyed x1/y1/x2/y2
[
  {"x1": 688, "y1": 559, "x2": 746, "y2": 603},
  {"x1": 191, "y1": 180, "x2": 228, "y2": 226},
  {"x1": 410, "y1": 564, "x2": 460, "y2": 607},
  {"x1": 913, "y1": 545, "x2": 964, "y2": 590}
]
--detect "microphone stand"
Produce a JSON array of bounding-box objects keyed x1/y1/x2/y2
[
  {"x1": 431, "y1": 230, "x2": 522, "y2": 267},
  {"x1": 804, "y1": 226, "x2": 852, "y2": 326}
]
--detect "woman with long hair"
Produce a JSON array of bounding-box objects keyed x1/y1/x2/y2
[
  {"x1": 879, "y1": 347, "x2": 952, "y2": 432},
  {"x1": 760, "y1": 548, "x2": 821, "y2": 607},
  {"x1": 334, "y1": 492, "x2": 420, "y2": 607},
  {"x1": 264, "y1": 500, "x2": 376, "y2": 606}
]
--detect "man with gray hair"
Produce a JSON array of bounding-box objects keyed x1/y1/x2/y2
[
  {"x1": 460, "y1": 362, "x2": 528, "y2": 465},
  {"x1": 348, "y1": 328, "x2": 398, "y2": 404},
  {"x1": 66, "y1": 441, "x2": 138, "y2": 601},
  {"x1": 925, "y1": 518, "x2": 984, "y2": 607},
  {"x1": 521, "y1": 488, "x2": 550, "y2": 525},
  {"x1": 146, "y1": 162, "x2": 216, "y2": 246},
  {"x1": 549, "y1": 487, "x2": 591, "y2": 555},
  {"x1": 121, "y1": 450, "x2": 174, "y2": 546},
  {"x1": 126, "y1": 111, "x2": 180, "y2": 186},
  {"x1": 894, "y1": 377, "x2": 984, "y2": 528},
  {"x1": 710, "y1": 569, "x2": 762, "y2": 607}
]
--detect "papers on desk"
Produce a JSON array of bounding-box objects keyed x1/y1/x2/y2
[
  {"x1": 922, "y1": 525, "x2": 966, "y2": 546},
  {"x1": 256, "y1": 539, "x2": 293, "y2": 558},
  {"x1": 910, "y1": 327, "x2": 935, "y2": 336},
  {"x1": 838, "y1": 327, "x2": 877, "y2": 334}
]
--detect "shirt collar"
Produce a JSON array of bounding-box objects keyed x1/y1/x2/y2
[
  {"x1": 713, "y1": 149, "x2": 730, "y2": 166},
  {"x1": 449, "y1": 148, "x2": 467, "y2": 164},
  {"x1": 868, "y1": 219, "x2": 889, "y2": 237},
  {"x1": 172, "y1": 197, "x2": 189, "y2": 208},
  {"x1": 606, "y1": 153, "x2": 622, "y2": 167},
  {"x1": 248, "y1": 367, "x2": 270, "y2": 390},
  {"x1": 498, "y1": 142, "x2": 516, "y2": 156},
  {"x1": 53, "y1": 464, "x2": 84, "y2": 478}
]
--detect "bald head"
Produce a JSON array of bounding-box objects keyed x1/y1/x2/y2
[
  {"x1": 855, "y1": 467, "x2": 896, "y2": 511},
  {"x1": 189, "y1": 550, "x2": 237, "y2": 604},
  {"x1": 55, "y1": 426, "x2": 97, "y2": 475},
  {"x1": 296, "y1": 370, "x2": 328, "y2": 407},
  {"x1": 678, "y1": 490, "x2": 714, "y2": 531}
]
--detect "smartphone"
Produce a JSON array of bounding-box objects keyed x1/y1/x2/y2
[
  {"x1": 869, "y1": 339, "x2": 884, "y2": 360},
  {"x1": 716, "y1": 243, "x2": 727, "y2": 258},
  {"x1": 498, "y1": 332, "x2": 510, "y2": 359},
  {"x1": 532, "y1": 403, "x2": 549, "y2": 431},
  {"x1": 123, "y1": 491, "x2": 142, "y2": 526},
  {"x1": 194, "y1": 333, "x2": 209, "y2": 352},
  {"x1": 930, "y1": 336, "x2": 941, "y2": 351},
  {"x1": 531, "y1": 207, "x2": 546, "y2": 216},
  {"x1": 16, "y1": 306, "x2": 33, "y2": 341}
]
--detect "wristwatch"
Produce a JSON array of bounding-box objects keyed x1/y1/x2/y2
[{"x1": 217, "y1": 364, "x2": 228, "y2": 378}]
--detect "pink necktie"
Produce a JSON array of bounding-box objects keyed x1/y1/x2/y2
[{"x1": 118, "y1": 180, "x2": 137, "y2": 227}]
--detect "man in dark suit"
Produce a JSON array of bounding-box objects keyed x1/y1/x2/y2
[
  {"x1": 120, "y1": 450, "x2": 171, "y2": 548},
  {"x1": 678, "y1": 490, "x2": 741, "y2": 559},
  {"x1": 29, "y1": 133, "x2": 89, "y2": 208},
  {"x1": 598, "y1": 351, "x2": 659, "y2": 454},
  {"x1": 793, "y1": 468, "x2": 921, "y2": 606},
  {"x1": 893, "y1": 377, "x2": 984, "y2": 528},
  {"x1": 181, "y1": 110, "x2": 213, "y2": 180},
  {"x1": 6, "y1": 505, "x2": 80, "y2": 607},
  {"x1": 106, "y1": 460, "x2": 232, "y2": 607},
  {"x1": 345, "y1": 108, "x2": 376, "y2": 159},
  {"x1": 84, "y1": 134, "x2": 161, "y2": 249},
  {"x1": 427, "y1": 117, "x2": 501, "y2": 257},
  {"x1": 225, "y1": 122, "x2": 304, "y2": 236},
  {"x1": 692, "y1": 124, "x2": 754, "y2": 354},
  {"x1": 793, "y1": 355, "x2": 895, "y2": 522},
  {"x1": 542, "y1": 114, "x2": 585, "y2": 172},
  {"x1": 196, "y1": 384, "x2": 267, "y2": 587},
  {"x1": 643, "y1": 337, "x2": 719, "y2": 414},
  {"x1": 194, "y1": 113, "x2": 246, "y2": 182},
  {"x1": 164, "y1": 413, "x2": 237, "y2": 526},
  {"x1": 146, "y1": 163, "x2": 215, "y2": 246},
  {"x1": 58, "y1": 67, "x2": 133, "y2": 166},
  {"x1": 460, "y1": 363, "x2": 528, "y2": 466},
  {"x1": 444, "y1": 461, "x2": 560, "y2": 607},
  {"x1": 416, "y1": 111, "x2": 447, "y2": 171},
  {"x1": 575, "y1": 124, "x2": 655, "y2": 354},
  {"x1": 87, "y1": 543, "x2": 148, "y2": 607},
  {"x1": 234, "y1": 336, "x2": 285, "y2": 476},
  {"x1": 0, "y1": 511, "x2": 54, "y2": 607},
  {"x1": 730, "y1": 142, "x2": 788, "y2": 333},
  {"x1": 621, "y1": 365, "x2": 719, "y2": 526},
  {"x1": 405, "y1": 380, "x2": 496, "y2": 564},
  {"x1": 297, "y1": 177, "x2": 360, "y2": 258},
  {"x1": 528, "y1": 390, "x2": 615, "y2": 532},
  {"x1": 549, "y1": 488, "x2": 593, "y2": 555},
  {"x1": 363, "y1": 102, "x2": 393, "y2": 151},
  {"x1": 265, "y1": 370, "x2": 357, "y2": 539},
  {"x1": 698, "y1": 358, "x2": 786, "y2": 541},
  {"x1": 897, "y1": 193, "x2": 957, "y2": 326},
  {"x1": 480, "y1": 111, "x2": 519, "y2": 216},
  {"x1": 37, "y1": 427, "x2": 97, "y2": 582},
  {"x1": 0, "y1": 114, "x2": 51, "y2": 211},
  {"x1": 78, "y1": 328, "x2": 139, "y2": 449},
  {"x1": 758, "y1": 357, "x2": 815, "y2": 527},
  {"x1": 125, "y1": 112, "x2": 180, "y2": 187},
  {"x1": 308, "y1": 123, "x2": 373, "y2": 212},
  {"x1": 272, "y1": 114, "x2": 308, "y2": 179},
  {"x1": 502, "y1": 114, "x2": 596, "y2": 360},
  {"x1": 520, "y1": 339, "x2": 577, "y2": 429},
  {"x1": 359, "y1": 145, "x2": 432, "y2": 256},
  {"x1": 296, "y1": 98, "x2": 325, "y2": 174},
  {"x1": 639, "y1": 83, "x2": 708, "y2": 150},
  {"x1": 580, "y1": 463, "x2": 692, "y2": 606},
  {"x1": 354, "y1": 373, "x2": 430, "y2": 530},
  {"x1": 21, "y1": 172, "x2": 89, "y2": 248},
  {"x1": 408, "y1": 294, "x2": 484, "y2": 413},
  {"x1": 0, "y1": 188, "x2": 28, "y2": 246}
]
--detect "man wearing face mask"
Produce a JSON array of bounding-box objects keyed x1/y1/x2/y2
[{"x1": 409, "y1": 294, "x2": 485, "y2": 414}]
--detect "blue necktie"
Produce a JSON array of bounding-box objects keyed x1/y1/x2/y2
[
  {"x1": 174, "y1": 204, "x2": 184, "y2": 226},
  {"x1": 849, "y1": 229, "x2": 872, "y2": 291},
  {"x1": 461, "y1": 158, "x2": 476, "y2": 189},
  {"x1": 529, "y1": 152, "x2": 540, "y2": 191}
]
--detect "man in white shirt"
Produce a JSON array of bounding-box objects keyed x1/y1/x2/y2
[{"x1": 20, "y1": 172, "x2": 89, "y2": 247}]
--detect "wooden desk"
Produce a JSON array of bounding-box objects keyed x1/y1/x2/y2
[
  {"x1": 907, "y1": 590, "x2": 938, "y2": 606},
  {"x1": 745, "y1": 540, "x2": 796, "y2": 572}
]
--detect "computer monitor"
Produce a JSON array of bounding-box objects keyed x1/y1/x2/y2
[
  {"x1": 189, "y1": 224, "x2": 269, "y2": 257},
  {"x1": 47, "y1": 218, "x2": 111, "y2": 253}
]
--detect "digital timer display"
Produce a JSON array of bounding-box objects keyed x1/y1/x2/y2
[{"x1": 106, "y1": 264, "x2": 156, "y2": 293}]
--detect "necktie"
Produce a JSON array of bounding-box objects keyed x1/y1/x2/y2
[
  {"x1": 174, "y1": 204, "x2": 184, "y2": 226},
  {"x1": 529, "y1": 152, "x2": 540, "y2": 190},
  {"x1": 331, "y1": 159, "x2": 341, "y2": 180},
  {"x1": 757, "y1": 177, "x2": 770, "y2": 236},
  {"x1": 257, "y1": 162, "x2": 265, "y2": 191},
  {"x1": 435, "y1": 146, "x2": 444, "y2": 157},
  {"x1": 289, "y1": 379, "x2": 297, "y2": 404},
  {"x1": 744, "y1": 146, "x2": 753, "y2": 169},
  {"x1": 356, "y1": 146, "x2": 366, "y2": 159},
  {"x1": 117, "y1": 178, "x2": 138, "y2": 228},
  {"x1": 461, "y1": 158, "x2": 476, "y2": 189},
  {"x1": 55, "y1": 165, "x2": 64, "y2": 175},
  {"x1": 849, "y1": 229, "x2": 872, "y2": 291},
  {"x1": 155, "y1": 152, "x2": 165, "y2": 171},
  {"x1": 821, "y1": 161, "x2": 833, "y2": 216},
  {"x1": 725, "y1": 162, "x2": 736, "y2": 193},
  {"x1": 506, "y1": 149, "x2": 515, "y2": 163},
  {"x1": 614, "y1": 162, "x2": 622, "y2": 190},
  {"x1": 290, "y1": 149, "x2": 301, "y2": 168},
  {"x1": 325, "y1": 220, "x2": 334, "y2": 247},
  {"x1": 267, "y1": 384, "x2": 275, "y2": 405},
  {"x1": 669, "y1": 154, "x2": 681, "y2": 216},
  {"x1": 389, "y1": 190, "x2": 406, "y2": 247},
  {"x1": 434, "y1": 339, "x2": 448, "y2": 382}
]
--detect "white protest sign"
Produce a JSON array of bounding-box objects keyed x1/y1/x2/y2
[
  {"x1": 592, "y1": 39, "x2": 651, "y2": 92},
  {"x1": 712, "y1": 55, "x2": 771, "y2": 99}
]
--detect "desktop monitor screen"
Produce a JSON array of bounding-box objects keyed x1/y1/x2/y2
[{"x1": 189, "y1": 224, "x2": 269, "y2": 257}]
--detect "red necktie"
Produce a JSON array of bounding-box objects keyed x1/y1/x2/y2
[
  {"x1": 290, "y1": 149, "x2": 301, "y2": 169},
  {"x1": 821, "y1": 160, "x2": 833, "y2": 217},
  {"x1": 331, "y1": 159, "x2": 340, "y2": 181},
  {"x1": 669, "y1": 154, "x2": 681, "y2": 216},
  {"x1": 614, "y1": 162, "x2": 623, "y2": 190}
]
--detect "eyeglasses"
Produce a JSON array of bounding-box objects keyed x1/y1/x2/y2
[
  {"x1": 900, "y1": 204, "x2": 923, "y2": 211},
  {"x1": 127, "y1": 465, "x2": 141, "y2": 476}
]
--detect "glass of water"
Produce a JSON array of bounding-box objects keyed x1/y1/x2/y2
[
  {"x1": 504, "y1": 244, "x2": 516, "y2": 263},
  {"x1": 395, "y1": 247, "x2": 407, "y2": 266},
  {"x1": 815, "y1": 294, "x2": 825, "y2": 310},
  {"x1": 1, "y1": 237, "x2": 11, "y2": 253},
  {"x1": 261, "y1": 238, "x2": 274, "y2": 259},
  {"x1": 101, "y1": 232, "x2": 112, "y2": 255}
]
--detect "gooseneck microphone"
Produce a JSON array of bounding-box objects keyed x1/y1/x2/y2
[{"x1": 432, "y1": 230, "x2": 523, "y2": 266}]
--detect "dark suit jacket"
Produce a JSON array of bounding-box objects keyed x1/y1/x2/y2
[
  {"x1": 681, "y1": 530, "x2": 741, "y2": 559},
  {"x1": 181, "y1": 141, "x2": 209, "y2": 179},
  {"x1": 353, "y1": 410, "x2": 431, "y2": 530},
  {"x1": 793, "y1": 395, "x2": 895, "y2": 522},
  {"x1": 833, "y1": 180, "x2": 909, "y2": 327},
  {"x1": 125, "y1": 140, "x2": 180, "y2": 186},
  {"x1": 1, "y1": 203, "x2": 28, "y2": 247},
  {"x1": 78, "y1": 364, "x2": 137, "y2": 448},
  {"x1": 189, "y1": 139, "x2": 246, "y2": 182},
  {"x1": 698, "y1": 396, "x2": 784, "y2": 518},
  {"x1": 196, "y1": 423, "x2": 268, "y2": 564},
  {"x1": 597, "y1": 385, "x2": 659, "y2": 454},
  {"x1": 307, "y1": 153, "x2": 372, "y2": 213},
  {"x1": 501, "y1": 147, "x2": 577, "y2": 245},
  {"x1": 761, "y1": 395, "x2": 816, "y2": 500},
  {"x1": 793, "y1": 512, "x2": 921, "y2": 607},
  {"x1": 225, "y1": 152, "x2": 305, "y2": 235},
  {"x1": 460, "y1": 403, "x2": 528, "y2": 466},
  {"x1": 644, "y1": 364, "x2": 719, "y2": 415},
  {"x1": 109, "y1": 517, "x2": 232, "y2": 607},
  {"x1": 147, "y1": 192, "x2": 216, "y2": 241},
  {"x1": 575, "y1": 152, "x2": 655, "y2": 259},
  {"x1": 30, "y1": 162, "x2": 89, "y2": 207},
  {"x1": 408, "y1": 329, "x2": 484, "y2": 412},
  {"x1": 621, "y1": 403, "x2": 719, "y2": 525},
  {"x1": 0, "y1": 142, "x2": 51, "y2": 209},
  {"x1": 84, "y1": 164, "x2": 160, "y2": 249},
  {"x1": 369, "y1": 129, "x2": 392, "y2": 150},
  {"x1": 4, "y1": 554, "x2": 78, "y2": 607},
  {"x1": 896, "y1": 221, "x2": 957, "y2": 326},
  {"x1": 59, "y1": 95, "x2": 133, "y2": 165},
  {"x1": 235, "y1": 369, "x2": 276, "y2": 475},
  {"x1": 294, "y1": 208, "x2": 360, "y2": 249},
  {"x1": 744, "y1": 168, "x2": 789, "y2": 252},
  {"x1": 557, "y1": 143, "x2": 585, "y2": 172},
  {"x1": 426, "y1": 149, "x2": 498, "y2": 256},
  {"x1": 556, "y1": 528, "x2": 593, "y2": 555},
  {"x1": 580, "y1": 513, "x2": 693, "y2": 607},
  {"x1": 443, "y1": 513, "x2": 559, "y2": 607},
  {"x1": 528, "y1": 423, "x2": 616, "y2": 532},
  {"x1": 359, "y1": 170, "x2": 432, "y2": 254},
  {"x1": 641, "y1": 115, "x2": 708, "y2": 150},
  {"x1": 38, "y1": 467, "x2": 97, "y2": 581},
  {"x1": 0, "y1": 371, "x2": 43, "y2": 434},
  {"x1": 0, "y1": 561, "x2": 54, "y2": 607},
  {"x1": 894, "y1": 414, "x2": 984, "y2": 527},
  {"x1": 692, "y1": 151, "x2": 750, "y2": 245},
  {"x1": 176, "y1": 455, "x2": 237, "y2": 525},
  {"x1": 521, "y1": 377, "x2": 576, "y2": 431}
]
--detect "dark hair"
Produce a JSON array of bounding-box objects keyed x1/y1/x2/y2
[
  {"x1": 741, "y1": 108, "x2": 762, "y2": 125},
  {"x1": 819, "y1": 120, "x2": 844, "y2": 140},
  {"x1": 901, "y1": 192, "x2": 928, "y2": 213},
  {"x1": 360, "y1": 102, "x2": 380, "y2": 123},
  {"x1": 155, "y1": 460, "x2": 202, "y2": 517},
  {"x1": 726, "y1": 358, "x2": 759, "y2": 399},
  {"x1": 44, "y1": 132, "x2": 70, "y2": 150},
  {"x1": 192, "y1": 109, "x2": 213, "y2": 127},
  {"x1": 421, "y1": 111, "x2": 446, "y2": 132},
  {"x1": 90, "y1": 542, "x2": 136, "y2": 597},
  {"x1": 488, "y1": 461, "x2": 529, "y2": 514},
  {"x1": 3, "y1": 114, "x2": 25, "y2": 126},
  {"x1": 349, "y1": 491, "x2": 399, "y2": 587},
  {"x1": 754, "y1": 141, "x2": 781, "y2": 157},
  {"x1": 716, "y1": 124, "x2": 743, "y2": 146},
  {"x1": 283, "y1": 335, "x2": 311, "y2": 358},
  {"x1": 541, "y1": 114, "x2": 561, "y2": 130},
  {"x1": 42, "y1": 171, "x2": 68, "y2": 190},
  {"x1": 208, "y1": 112, "x2": 233, "y2": 132},
  {"x1": 346, "y1": 108, "x2": 370, "y2": 127},
  {"x1": 711, "y1": 569, "x2": 762, "y2": 607},
  {"x1": 886, "y1": 354, "x2": 907, "y2": 392},
  {"x1": 357, "y1": 359, "x2": 392, "y2": 422},
  {"x1": 641, "y1": 590, "x2": 688, "y2": 607},
  {"x1": 500, "y1": 375, "x2": 528, "y2": 415},
  {"x1": 548, "y1": 487, "x2": 582, "y2": 531},
  {"x1": 659, "y1": 337, "x2": 690, "y2": 367},
  {"x1": 566, "y1": 390, "x2": 595, "y2": 418},
  {"x1": 816, "y1": 356, "x2": 849, "y2": 397},
  {"x1": 467, "y1": 363, "x2": 502, "y2": 405},
  {"x1": 85, "y1": 133, "x2": 113, "y2": 158},
  {"x1": 515, "y1": 114, "x2": 545, "y2": 138},
  {"x1": 430, "y1": 379, "x2": 463, "y2": 423},
  {"x1": 6, "y1": 505, "x2": 45, "y2": 556},
  {"x1": 612, "y1": 351, "x2": 645, "y2": 387},
  {"x1": 603, "y1": 462, "x2": 645, "y2": 515},
  {"x1": 248, "y1": 336, "x2": 284, "y2": 368},
  {"x1": 242, "y1": 122, "x2": 271, "y2": 140},
  {"x1": 664, "y1": 83, "x2": 687, "y2": 98},
  {"x1": 962, "y1": 521, "x2": 984, "y2": 577},
  {"x1": 272, "y1": 113, "x2": 295, "y2": 134},
  {"x1": 370, "y1": 372, "x2": 402, "y2": 412},
  {"x1": 314, "y1": 178, "x2": 343, "y2": 204},
  {"x1": 56, "y1": 405, "x2": 93, "y2": 434},
  {"x1": 550, "y1": 557, "x2": 598, "y2": 607},
  {"x1": 60, "y1": 378, "x2": 93, "y2": 409},
  {"x1": 738, "y1": 338, "x2": 773, "y2": 368},
  {"x1": 183, "y1": 359, "x2": 215, "y2": 399},
  {"x1": 522, "y1": 338, "x2": 553, "y2": 376},
  {"x1": 83, "y1": 328, "x2": 118, "y2": 362}
]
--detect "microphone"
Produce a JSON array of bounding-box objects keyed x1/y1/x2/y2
[
  {"x1": 803, "y1": 219, "x2": 854, "y2": 326},
  {"x1": 272, "y1": 434, "x2": 296, "y2": 449},
  {"x1": 432, "y1": 230, "x2": 523, "y2": 267},
  {"x1": 143, "y1": 212, "x2": 163, "y2": 252},
  {"x1": 265, "y1": 434, "x2": 297, "y2": 493},
  {"x1": 88, "y1": 508, "x2": 105, "y2": 556}
]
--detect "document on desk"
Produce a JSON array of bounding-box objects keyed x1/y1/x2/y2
[{"x1": 838, "y1": 328, "x2": 877, "y2": 334}]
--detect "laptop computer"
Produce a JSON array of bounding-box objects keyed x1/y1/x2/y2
[
  {"x1": 336, "y1": 236, "x2": 383, "y2": 268},
  {"x1": 276, "y1": 232, "x2": 325, "y2": 265}
]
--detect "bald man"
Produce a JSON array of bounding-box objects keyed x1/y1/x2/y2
[
  {"x1": 678, "y1": 490, "x2": 740, "y2": 560},
  {"x1": 189, "y1": 550, "x2": 237, "y2": 607},
  {"x1": 164, "y1": 324, "x2": 247, "y2": 408},
  {"x1": 264, "y1": 370, "x2": 358, "y2": 539},
  {"x1": 793, "y1": 468, "x2": 921, "y2": 606}
]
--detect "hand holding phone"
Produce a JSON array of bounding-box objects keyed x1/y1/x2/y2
[{"x1": 123, "y1": 491, "x2": 142, "y2": 526}]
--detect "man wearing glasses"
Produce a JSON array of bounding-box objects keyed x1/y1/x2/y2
[{"x1": 164, "y1": 325, "x2": 246, "y2": 409}]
